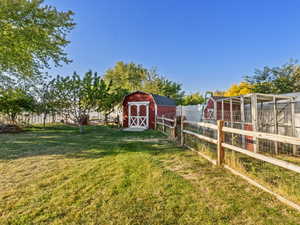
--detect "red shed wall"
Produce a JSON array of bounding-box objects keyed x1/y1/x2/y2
[
  {"x1": 204, "y1": 98, "x2": 254, "y2": 151},
  {"x1": 123, "y1": 92, "x2": 156, "y2": 129},
  {"x1": 204, "y1": 98, "x2": 241, "y2": 121},
  {"x1": 203, "y1": 99, "x2": 215, "y2": 120},
  {"x1": 216, "y1": 102, "x2": 240, "y2": 121},
  {"x1": 157, "y1": 105, "x2": 176, "y2": 118}
]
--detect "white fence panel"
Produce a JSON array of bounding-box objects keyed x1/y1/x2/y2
[{"x1": 176, "y1": 104, "x2": 203, "y2": 122}]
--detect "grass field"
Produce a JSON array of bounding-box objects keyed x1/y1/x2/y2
[{"x1": 1, "y1": 125, "x2": 300, "y2": 225}]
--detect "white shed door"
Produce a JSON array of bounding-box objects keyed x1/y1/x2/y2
[{"x1": 128, "y1": 102, "x2": 149, "y2": 129}]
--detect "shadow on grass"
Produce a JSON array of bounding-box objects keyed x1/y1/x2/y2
[{"x1": 0, "y1": 125, "x2": 181, "y2": 160}]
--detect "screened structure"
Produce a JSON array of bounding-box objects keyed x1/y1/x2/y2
[{"x1": 203, "y1": 93, "x2": 298, "y2": 155}]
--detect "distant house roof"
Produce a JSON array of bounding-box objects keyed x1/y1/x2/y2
[{"x1": 152, "y1": 94, "x2": 176, "y2": 106}]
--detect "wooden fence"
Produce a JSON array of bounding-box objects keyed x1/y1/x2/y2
[
  {"x1": 0, "y1": 111, "x2": 113, "y2": 126},
  {"x1": 156, "y1": 117, "x2": 300, "y2": 212},
  {"x1": 156, "y1": 116, "x2": 177, "y2": 140}
]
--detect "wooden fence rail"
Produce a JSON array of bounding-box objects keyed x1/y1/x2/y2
[
  {"x1": 156, "y1": 116, "x2": 176, "y2": 139},
  {"x1": 157, "y1": 118, "x2": 300, "y2": 211},
  {"x1": 182, "y1": 120, "x2": 300, "y2": 172}
]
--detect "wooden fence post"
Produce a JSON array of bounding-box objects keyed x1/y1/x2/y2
[
  {"x1": 162, "y1": 115, "x2": 165, "y2": 132},
  {"x1": 180, "y1": 106, "x2": 184, "y2": 146},
  {"x1": 173, "y1": 116, "x2": 177, "y2": 139},
  {"x1": 273, "y1": 96, "x2": 278, "y2": 154},
  {"x1": 251, "y1": 94, "x2": 258, "y2": 153},
  {"x1": 217, "y1": 120, "x2": 225, "y2": 166},
  {"x1": 291, "y1": 99, "x2": 297, "y2": 155}
]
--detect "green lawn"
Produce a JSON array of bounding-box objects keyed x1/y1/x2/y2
[{"x1": 1, "y1": 125, "x2": 300, "y2": 225}]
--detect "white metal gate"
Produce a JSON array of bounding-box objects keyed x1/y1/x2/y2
[{"x1": 128, "y1": 101, "x2": 149, "y2": 129}]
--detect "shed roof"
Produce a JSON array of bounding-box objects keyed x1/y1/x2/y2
[
  {"x1": 123, "y1": 91, "x2": 176, "y2": 106},
  {"x1": 152, "y1": 94, "x2": 176, "y2": 106}
]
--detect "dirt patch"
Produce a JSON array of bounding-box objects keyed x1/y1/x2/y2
[
  {"x1": 161, "y1": 158, "x2": 200, "y2": 182},
  {"x1": 0, "y1": 124, "x2": 23, "y2": 134}
]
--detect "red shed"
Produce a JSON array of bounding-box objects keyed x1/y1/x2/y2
[
  {"x1": 122, "y1": 91, "x2": 176, "y2": 129},
  {"x1": 203, "y1": 96, "x2": 241, "y2": 121},
  {"x1": 203, "y1": 96, "x2": 254, "y2": 151}
]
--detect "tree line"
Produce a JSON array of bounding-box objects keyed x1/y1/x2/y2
[
  {"x1": 1, "y1": 1, "x2": 300, "y2": 132},
  {"x1": 0, "y1": 61, "x2": 205, "y2": 132},
  {"x1": 215, "y1": 60, "x2": 300, "y2": 96},
  {"x1": 0, "y1": 0, "x2": 204, "y2": 132}
]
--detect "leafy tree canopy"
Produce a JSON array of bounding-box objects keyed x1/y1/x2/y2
[
  {"x1": 53, "y1": 71, "x2": 115, "y2": 132},
  {"x1": 223, "y1": 82, "x2": 252, "y2": 97},
  {"x1": 104, "y1": 62, "x2": 148, "y2": 91},
  {"x1": 104, "y1": 62, "x2": 185, "y2": 104},
  {"x1": 0, "y1": 88, "x2": 35, "y2": 123},
  {"x1": 212, "y1": 90, "x2": 225, "y2": 96},
  {"x1": 0, "y1": 0, "x2": 75, "y2": 81},
  {"x1": 182, "y1": 92, "x2": 204, "y2": 105},
  {"x1": 245, "y1": 60, "x2": 300, "y2": 94}
]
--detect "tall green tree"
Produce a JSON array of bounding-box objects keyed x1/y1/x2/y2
[
  {"x1": 35, "y1": 77, "x2": 59, "y2": 127},
  {"x1": 104, "y1": 62, "x2": 184, "y2": 103},
  {"x1": 0, "y1": 0, "x2": 75, "y2": 81},
  {"x1": 96, "y1": 85, "x2": 128, "y2": 124},
  {"x1": 0, "y1": 88, "x2": 35, "y2": 123},
  {"x1": 245, "y1": 60, "x2": 300, "y2": 94},
  {"x1": 143, "y1": 69, "x2": 184, "y2": 103},
  {"x1": 53, "y1": 71, "x2": 109, "y2": 133},
  {"x1": 104, "y1": 62, "x2": 148, "y2": 91}
]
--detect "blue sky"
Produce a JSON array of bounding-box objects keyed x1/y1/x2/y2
[{"x1": 46, "y1": 0, "x2": 300, "y2": 94}]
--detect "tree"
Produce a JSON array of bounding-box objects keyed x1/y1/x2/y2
[
  {"x1": 96, "y1": 85, "x2": 128, "y2": 124},
  {"x1": 157, "y1": 78, "x2": 184, "y2": 104},
  {"x1": 0, "y1": 88, "x2": 35, "y2": 123},
  {"x1": 35, "y1": 78, "x2": 59, "y2": 127},
  {"x1": 245, "y1": 60, "x2": 300, "y2": 94},
  {"x1": 0, "y1": 0, "x2": 75, "y2": 81},
  {"x1": 104, "y1": 62, "x2": 148, "y2": 91},
  {"x1": 213, "y1": 90, "x2": 225, "y2": 96},
  {"x1": 143, "y1": 72, "x2": 184, "y2": 104},
  {"x1": 182, "y1": 92, "x2": 205, "y2": 105},
  {"x1": 104, "y1": 62, "x2": 185, "y2": 103},
  {"x1": 223, "y1": 82, "x2": 252, "y2": 97},
  {"x1": 53, "y1": 71, "x2": 109, "y2": 133}
]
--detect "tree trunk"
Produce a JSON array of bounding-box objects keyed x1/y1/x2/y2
[
  {"x1": 79, "y1": 124, "x2": 84, "y2": 133},
  {"x1": 104, "y1": 113, "x2": 108, "y2": 125},
  {"x1": 78, "y1": 115, "x2": 87, "y2": 133},
  {"x1": 10, "y1": 113, "x2": 17, "y2": 125},
  {"x1": 52, "y1": 113, "x2": 55, "y2": 123},
  {"x1": 43, "y1": 113, "x2": 47, "y2": 128}
]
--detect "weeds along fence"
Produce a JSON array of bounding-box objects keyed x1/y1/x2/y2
[
  {"x1": 156, "y1": 117, "x2": 300, "y2": 211},
  {"x1": 0, "y1": 113, "x2": 63, "y2": 126},
  {"x1": 156, "y1": 116, "x2": 177, "y2": 140},
  {"x1": 0, "y1": 111, "x2": 118, "y2": 126}
]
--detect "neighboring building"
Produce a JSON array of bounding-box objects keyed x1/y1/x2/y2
[{"x1": 122, "y1": 91, "x2": 176, "y2": 129}]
